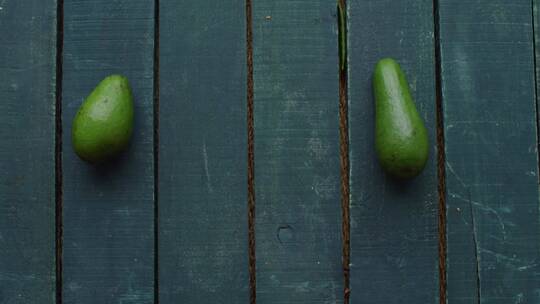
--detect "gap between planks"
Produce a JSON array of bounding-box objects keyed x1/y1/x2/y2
[
  {"x1": 337, "y1": 0, "x2": 351, "y2": 303},
  {"x1": 433, "y1": 0, "x2": 448, "y2": 303},
  {"x1": 55, "y1": 0, "x2": 64, "y2": 303},
  {"x1": 532, "y1": 0, "x2": 540, "y2": 183},
  {"x1": 153, "y1": 0, "x2": 160, "y2": 303},
  {"x1": 246, "y1": 0, "x2": 256, "y2": 303}
]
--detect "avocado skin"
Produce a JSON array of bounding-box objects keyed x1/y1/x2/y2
[
  {"x1": 373, "y1": 58, "x2": 429, "y2": 179},
  {"x1": 72, "y1": 75, "x2": 134, "y2": 164}
]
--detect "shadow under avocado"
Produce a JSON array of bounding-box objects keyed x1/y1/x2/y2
[{"x1": 87, "y1": 139, "x2": 134, "y2": 182}]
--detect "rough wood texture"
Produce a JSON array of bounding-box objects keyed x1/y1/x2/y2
[
  {"x1": 348, "y1": 1, "x2": 439, "y2": 303},
  {"x1": 158, "y1": 1, "x2": 249, "y2": 302},
  {"x1": 440, "y1": 1, "x2": 540, "y2": 303},
  {"x1": 252, "y1": 1, "x2": 343, "y2": 303},
  {"x1": 0, "y1": 1, "x2": 57, "y2": 303},
  {"x1": 61, "y1": 1, "x2": 155, "y2": 302}
]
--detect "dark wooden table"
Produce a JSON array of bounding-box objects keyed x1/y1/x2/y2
[{"x1": 1, "y1": 1, "x2": 539, "y2": 303}]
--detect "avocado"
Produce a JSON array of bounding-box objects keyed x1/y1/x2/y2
[
  {"x1": 72, "y1": 75, "x2": 134, "y2": 163},
  {"x1": 373, "y1": 58, "x2": 429, "y2": 179}
]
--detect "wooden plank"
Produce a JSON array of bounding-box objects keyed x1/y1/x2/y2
[
  {"x1": 252, "y1": 1, "x2": 343, "y2": 303},
  {"x1": 61, "y1": 1, "x2": 155, "y2": 302},
  {"x1": 440, "y1": 1, "x2": 540, "y2": 303},
  {"x1": 158, "y1": 1, "x2": 249, "y2": 302},
  {"x1": 0, "y1": 1, "x2": 57, "y2": 303},
  {"x1": 348, "y1": 1, "x2": 439, "y2": 303}
]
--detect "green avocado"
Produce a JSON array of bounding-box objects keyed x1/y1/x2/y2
[
  {"x1": 72, "y1": 75, "x2": 134, "y2": 163},
  {"x1": 373, "y1": 58, "x2": 429, "y2": 179}
]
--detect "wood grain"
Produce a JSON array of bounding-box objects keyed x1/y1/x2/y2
[
  {"x1": 0, "y1": 1, "x2": 57, "y2": 303},
  {"x1": 61, "y1": 1, "x2": 155, "y2": 302},
  {"x1": 440, "y1": 1, "x2": 540, "y2": 303},
  {"x1": 348, "y1": 1, "x2": 440, "y2": 303},
  {"x1": 158, "y1": 1, "x2": 249, "y2": 302},
  {"x1": 252, "y1": 1, "x2": 343, "y2": 303}
]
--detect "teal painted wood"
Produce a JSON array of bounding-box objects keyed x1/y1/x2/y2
[
  {"x1": 348, "y1": 1, "x2": 439, "y2": 303},
  {"x1": 61, "y1": 1, "x2": 155, "y2": 302},
  {"x1": 252, "y1": 1, "x2": 343, "y2": 303},
  {"x1": 0, "y1": 1, "x2": 57, "y2": 303},
  {"x1": 440, "y1": 1, "x2": 540, "y2": 303},
  {"x1": 158, "y1": 1, "x2": 249, "y2": 302}
]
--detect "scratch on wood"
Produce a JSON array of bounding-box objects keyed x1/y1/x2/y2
[
  {"x1": 517, "y1": 263, "x2": 539, "y2": 271},
  {"x1": 449, "y1": 192, "x2": 507, "y2": 239},
  {"x1": 202, "y1": 139, "x2": 213, "y2": 193},
  {"x1": 447, "y1": 160, "x2": 482, "y2": 303},
  {"x1": 446, "y1": 162, "x2": 466, "y2": 188},
  {"x1": 465, "y1": 189, "x2": 481, "y2": 304}
]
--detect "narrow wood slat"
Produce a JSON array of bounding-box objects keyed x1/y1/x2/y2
[
  {"x1": 158, "y1": 1, "x2": 249, "y2": 302},
  {"x1": 61, "y1": 1, "x2": 155, "y2": 302},
  {"x1": 348, "y1": 1, "x2": 440, "y2": 303},
  {"x1": 252, "y1": 1, "x2": 343, "y2": 303},
  {"x1": 440, "y1": 1, "x2": 540, "y2": 303},
  {"x1": 0, "y1": 1, "x2": 57, "y2": 303}
]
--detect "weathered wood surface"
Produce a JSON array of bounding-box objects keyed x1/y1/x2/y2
[
  {"x1": 158, "y1": 1, "x2": 249, "y2": 303},
  {"x1": 440, "y1": 1, "x2": 540, "y2": 303},
  {"x1": 3, "y1": 2, "x2": 540, "y2": 303},
  {"x1": 348, "y1": 1, "x2": 440, "y2": 303},
  {"x1": 0, "y1": 1, "x2": 57, "y2": 303},
  {"x1": 252, "y1": 1, "x2": 343, "y2": 303},
  {"x1": 61, "y1": 0, "x2": 155, "y2": 302}
]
